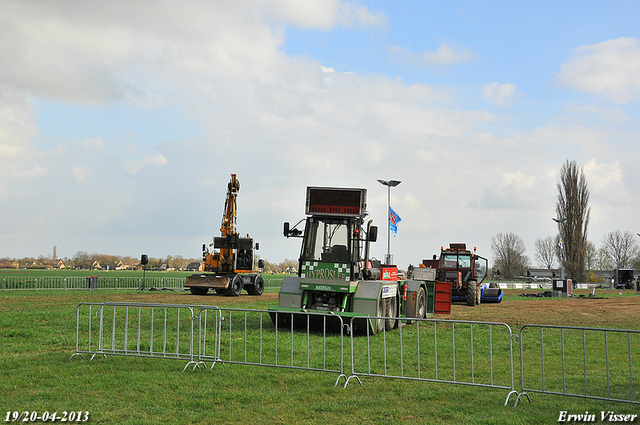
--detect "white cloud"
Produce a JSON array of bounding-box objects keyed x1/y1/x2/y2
[
  {"x1": 555, "y1": 37, "x2": 640, "y2": 104},
  {"x1": 472, "y1": 171, "x2": 551, "y2": 210},
  {"x1": 0, "y1": 86, "x2": 43, "y2": 199},
  {"x1": 388, "y1": 42, "x2": 478, "y2": 66},
  {"x1": 583, "y1": 159, "x2": 625, "y2": 198},
  {"x1": 122, "y1": 153, "x2": 168, "y2": 175},
  {"x1": 71, "y1": 166, "x2": 90, "y2": 183},
  {"x1": 563, "y1": 104, "x2": 630, "y2": 126},
  {"x1": 482, "y1": 82, "x2": 517, "y2": 106},
  {"x1": 263, "y1": 0, "x2": 387, "y2": 29}
]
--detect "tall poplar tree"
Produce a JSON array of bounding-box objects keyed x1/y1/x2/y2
[{"x1": 555, "y1": 160, "x2": 590, "y2": 282}]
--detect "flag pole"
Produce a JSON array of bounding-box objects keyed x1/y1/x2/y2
[
  {"x1": 387, "y1": 185, "x2": 391, "y2": 262},
  {"x1": 377, "y1": 179, "x2": 401, "y2": 265}
]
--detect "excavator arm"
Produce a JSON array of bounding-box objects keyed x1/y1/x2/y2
[{"x1": 204, "y1": 174, "x2": 241, "y2": 273}]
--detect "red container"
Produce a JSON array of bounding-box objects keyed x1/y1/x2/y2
[{"x1": 434, "y1": 281, "x2": 452, "y2": 315}]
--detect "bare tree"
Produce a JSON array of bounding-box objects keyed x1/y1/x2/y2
[
  {"x1": 278, "y1": 258, "x2": 299, "y2": 273},
  {"x1": 633, "y1": 253, "x2": 640, "y2": 271},
  {"x1": 71, "y1": 251, "x2": 92, "y2": 270},
  {"x1": 534, "y1": 236, "x2": 556, "y2": 268},
  {"x1": 601, "y1": 230, "x2": 639, "y2": 269},
  {"x1": 584, "y1": 240, "x2": 597, "y2": 271},
  {"x1": 491, "y1": 232, "x2": 530, "y2": 279},
  {"x1": 595, "y1": 246, "x2": 613, "y2": 270},
  {"x1": 555, "y1": 160, "x2": 590, "y2": 282},
  {"x1": 172, "y1": 255, "x2": 190, "y2": 270}
]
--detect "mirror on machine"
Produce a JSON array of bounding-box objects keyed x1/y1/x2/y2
[{"x1": 368, "y1": 225, "x2": 378, "y2": 242}]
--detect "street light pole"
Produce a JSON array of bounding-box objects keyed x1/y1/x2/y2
[{"x1": 377, "y1": 179, "x2": 401, "y2": 265}]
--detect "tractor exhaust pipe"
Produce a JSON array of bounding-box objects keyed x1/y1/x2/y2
[
  {"x1": 363, "y1": 220, "x2": 372, "y2": 278},
  {"x1": 363, "y1": 220, "x2": 379, "y2": 280}
]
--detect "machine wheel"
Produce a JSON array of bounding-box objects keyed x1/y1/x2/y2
[
  {"x1": 215, "y1": 288, "x2": 225, "y2": 295},
  {"x1": 189, "y1": 287, "x2": 209, "y2": 295},
  {"x1": 375, "y1": 296, "x2": 386, "y2": 333},
  {"x1": 415, "y1": 287, "x2": 427, "y2": 319},
  {"x1": 225, "y1": 275, "x2": 243, "y2": 296},
  {"x1": 385, "y1": 297, "x2": 398, "y2": 331},
  {"x1": 246, "y1": 275, "x2": 264, "y2": 296},
  {"x1": 489, "y1": 282, "x2": 498, "y2": 289},
  {"x1": 466, "y1": 281, "x2": 477, "y2": 306}
]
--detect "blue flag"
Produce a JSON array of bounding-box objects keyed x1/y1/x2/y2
[{"x1": 389, "y1": 207, "x2": 401, "y2": 234}]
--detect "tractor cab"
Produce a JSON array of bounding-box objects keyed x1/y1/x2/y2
[
  {"x1": 300, "y1": 216, "x2": 359, "y2": 277},
  {"x1": 283, "y1": 187, "x2": 371, "y2": 284}
]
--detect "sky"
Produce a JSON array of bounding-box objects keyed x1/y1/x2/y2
[{"x1": 1, "y1": 0, "x2": 639, "y2": 269}]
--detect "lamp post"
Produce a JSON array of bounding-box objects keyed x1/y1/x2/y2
[
  {"x1": 377, "y1": 179, "x2": 401, "y2": 265},
  {"x1": 553, "y1": 218, "x2": 566, "y2": 280}
]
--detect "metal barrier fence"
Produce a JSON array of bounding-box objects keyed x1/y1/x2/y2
[
  {"x1": 516, "y1": 324, "x2": 640, "y2": 406},
  {"x1": 67, "y1": 302, "x2": 640, "y2": 407},
  {"x1": 2, "y1": 275, "x2": 284, "y2": 291},
  {"x1": 195, "y1": 307, "x2": 347, "y2": 385},
  {"x1": 346, "y1": 316, "x2": 517, "y2": 406},
  {"x1": 2, "y1": 276, "x2": 184, "y2": 290},
  {"x1": 67, "y1": 302, "x2": 199, "y2": 371}
]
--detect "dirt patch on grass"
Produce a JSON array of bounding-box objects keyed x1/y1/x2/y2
[
  {"x1": 2, "y1": 289, "x2": 639, "y2": 330},
  {"x1": 445, "y1": 289, "x2": 640, "y2": 329},
  {"x1": 0, "y1": 290, "x2": 280, "y2": 311}
]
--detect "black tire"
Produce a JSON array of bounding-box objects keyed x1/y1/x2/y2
[
  {"x1": 246, "y1": 275, "x2": 264, "y2": 296},
  {"x1": 376, "y1": 296, "x2": 385, "y2": 334},
  {"x1": 214, "y1": 288, "x2": 225, "y2": 295},
  {"x1": 466, "y1": 281, "x2": 477, "y2": 306},
  {"x1": 189, "y1": 286, "x2": 209, "y2": 296},
  {"x1": 385, "y1": 297, "x2": 398, "y2": 331},
  {"x1": 224, "y1": 275, "x2": 243, "y2": 296},
  {"x1": 416, "y1": 287, "x2": 427, "y2": 318}
]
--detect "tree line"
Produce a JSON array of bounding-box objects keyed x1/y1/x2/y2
[
  {"x1": 0, "y1": 250, "x2": 300, "y2": 274},
  {"x1": 0, "y1": 251, "x2": 201, "y2": 271},
  {"x1": 491, "y1": 160, "x2": 640, "y2": 281}
]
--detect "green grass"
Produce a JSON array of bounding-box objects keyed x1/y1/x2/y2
[
  {"x1": 2, "y1": 290, "x2": 640, "y2": 424},
  {"x1": 0, "y1": 270, "x2": 287, "y2": 293}
]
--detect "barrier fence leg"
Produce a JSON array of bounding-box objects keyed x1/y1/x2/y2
[
  {"x1": 344, "y1": 319, "x2": 363, "y2": 388},
  {"x1": 512, "y1": 333, "x2": 530, "y2": 407},
  {"x1": 332, "y1": 318, "x2": 348, "y2": 388},
  {"x1": 66, "y1": 305, "x2": 85, "y2": 362},
  {"x1": 90, "y1": 305, "x2": 107, "y2": 361},
  {"x1": 184, "y1": 308, "x2": 206, "y2": 372}
]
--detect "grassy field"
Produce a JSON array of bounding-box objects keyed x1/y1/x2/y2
[{"x1": 1, "y1": 284, "x2": 640, "y2": 424}]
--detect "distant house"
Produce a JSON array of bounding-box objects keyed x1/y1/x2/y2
[
  {"x1": 184, "y1": 262, "x2": 201, "y2": 272},
  {"x1": 54, "y1": 259, "x2": 66, "y2": 269},
  {"x1": 0, "y1": 260, "x2": 19, "y2": 269},
  {"x1": 30, "y1": 260, "x2": 49, "y2": 269},
  {"x1": 115, "y1": 261, "x2": 128, "y2": 270},
  {"x1": 92, "y1": 260, "x2": 103, "y2": 270}
]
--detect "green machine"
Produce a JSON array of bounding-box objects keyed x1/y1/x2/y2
[{"x1": 268, "y1": 186, "x2": 434, "y2": 334}]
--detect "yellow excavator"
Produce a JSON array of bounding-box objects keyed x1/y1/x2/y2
[{"x1": 184, "y1": 173, "x2": 264, "y2": 296}]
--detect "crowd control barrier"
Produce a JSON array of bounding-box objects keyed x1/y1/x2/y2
[{"x1": 68, "y1": 302, "x2": 640, "y2": 407}]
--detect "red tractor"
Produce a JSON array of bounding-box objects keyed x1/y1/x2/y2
[{"x1": 423, "y1": 243, "x2": 489, "y2": 306}]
